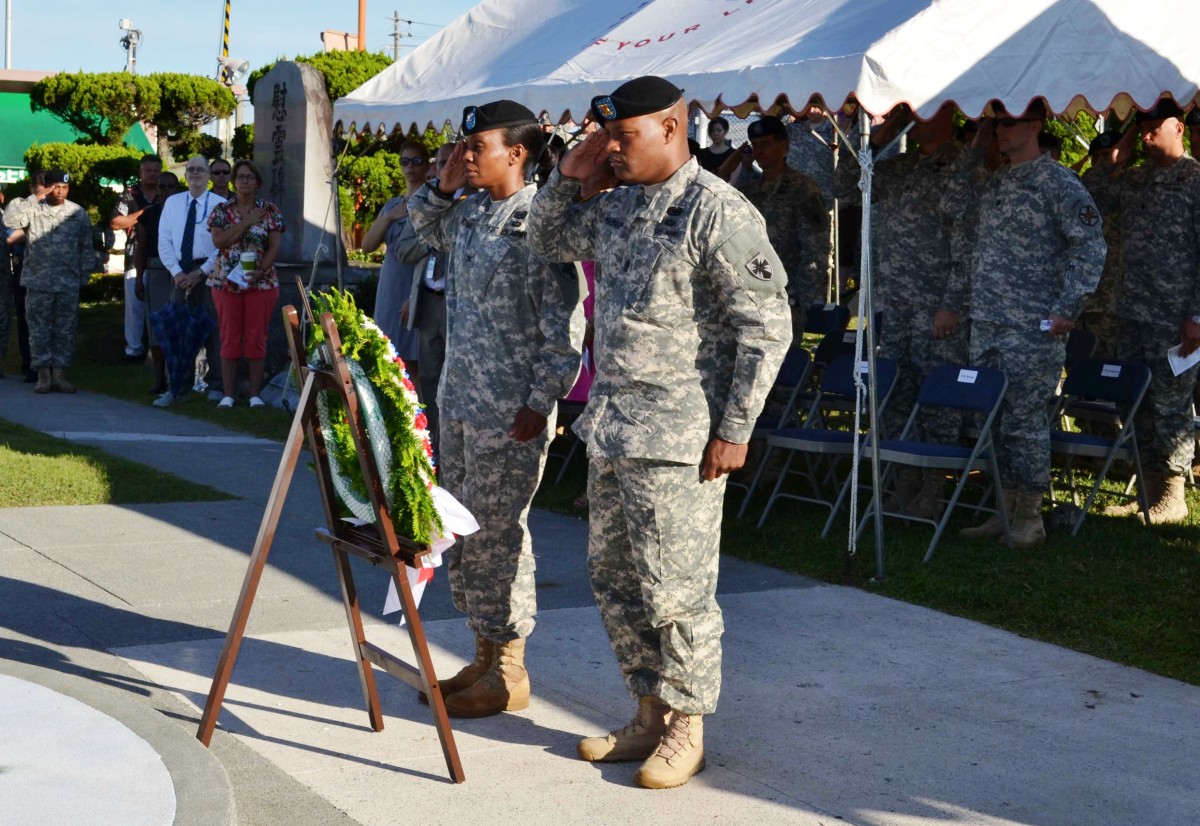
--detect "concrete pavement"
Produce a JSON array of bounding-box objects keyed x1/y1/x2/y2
[{"x1": 1, "y1": 381, "x2": 1198, "y2": 825}]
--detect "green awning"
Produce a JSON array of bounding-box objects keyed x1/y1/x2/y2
[{"x1": 0, "y1": 91, "x2": 154, "y2": 185}]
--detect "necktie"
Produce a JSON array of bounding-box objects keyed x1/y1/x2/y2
[{"x1": 180, "y1": 197, "x2": 196, "y2": 273}]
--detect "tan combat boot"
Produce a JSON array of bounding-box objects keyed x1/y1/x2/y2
[
  {"x1": 443, "y1": 637, "x2": 529, "y2": 718},
  {"x1": 635, "y1": 710, "x2": 706, "y2": 789},
  {"x1": 34, "y1": 368, "x2": 51, "y2": 394},
  {"x1": 50, "y1": 368, "x2": 76, "y2": 394},
  {"x1": 577, "y1": 695, "x2": 672, "y2": 762},
  {"x1": 960, "y1": 489, "x2": 1016, "y2": 538},
  {"x1": 1140, "y1": 474, "x2": 1189, "y2": 524},
  {"x1": 1005, "y1": 490, "x2": 1047, "y2": 548},
  {"x1": 884, "y1": 466, "x2": 922, "y2": 512},
  {"x1": 1103, "y1": 472, "x2": 1160, "y2": 518},
  {"x1": 418, "y1": 635, "x2": 493, "y2": 705}
]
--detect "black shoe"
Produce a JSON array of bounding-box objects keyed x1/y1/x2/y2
[{"x1": 123, "y1": 352, "x2": 146, "y2": 365}]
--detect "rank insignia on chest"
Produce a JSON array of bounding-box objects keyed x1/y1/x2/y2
[
  {"x1": 746, "y1": 253, "x2": 774, "y2": 281},
  {"x1": 1079, "y1": 205, "x2": 1100, "y2": 227}
]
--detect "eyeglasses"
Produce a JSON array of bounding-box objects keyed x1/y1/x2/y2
[
  {"x1": 185, "y1": 166, "x2": 208, "y2": 173},
  {"x1": 399, "y1": 157, "x2": 427, "y2": 167},
  {"x1": 235, "y1": 174, "x2": 257, "y2": 182}
]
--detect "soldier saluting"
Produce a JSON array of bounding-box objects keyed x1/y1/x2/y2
[{"x1": 527, "y1": 77, "x2": 791, "y2": 789}]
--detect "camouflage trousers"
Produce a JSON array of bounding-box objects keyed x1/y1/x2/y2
[
  {"x1": 26, "y1": 288, "x2": 80, "y2": 369},
  {"x1": 0, "y1": 261, "x2": 10, "y2": 360},
  {"x1": 587, "y1": 457, "x2": 726, "y2": 715},
  {"x1": 880, "y1": 307, "x2": 969, "y2": 441},
  {"x1": 1077, "y1": 310, "x2": 1122, "y2": 360},
  {"x1": 1116, "y1": 319, "x2": 1198, "y2": 476},
  {"x1": 970, "y1": 320, "x2": 1065, "y2": 493},
  {"x1": 438, "y1": 417, "x2": 554, "y2": 642}
]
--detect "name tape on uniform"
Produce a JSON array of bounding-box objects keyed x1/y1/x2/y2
[
  {"x1": 1101, "y1": 364, "x2": 1121, "y2": 378},
  {"x1": 957, "y1": 369, "x2": 978, "y2": 384}
]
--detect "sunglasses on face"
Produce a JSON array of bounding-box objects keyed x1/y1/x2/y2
[
  {"x1": 399, "y1": 157, "x2": 427, "y2": 167},
  {"x1": 211, "y1": 169, "x2": 231, "y2": 176}
]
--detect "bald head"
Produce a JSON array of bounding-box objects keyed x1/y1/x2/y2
[{"x1": 603, "y1": 99, "x2": 691, "y2": 185}]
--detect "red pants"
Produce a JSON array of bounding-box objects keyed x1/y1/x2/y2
[{"x1": 212, "y1": 286, "x2": 278, "y2": 360}]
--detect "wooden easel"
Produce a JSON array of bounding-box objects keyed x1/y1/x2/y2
[{"x1": 195, "y1": 303, "x2": 465, "y2": 784}]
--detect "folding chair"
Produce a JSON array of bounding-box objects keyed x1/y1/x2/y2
[
  {"x1": 755, "y1": 354, "x2": 898, "y2": 533},
  {"x1": 732, "y1": 345, "x2": 813, "y2": 513},
  {"x1": 856, "y1": 364, "x2": 1010, "y2": 562},
  {"x1": 1050, "y1": 358, "x2": 1152, "y2": 533}
]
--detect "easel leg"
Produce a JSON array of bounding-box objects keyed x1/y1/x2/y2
[
  {"x1": 393, "y1": 562, "x2": 466, "y2": 783},
  {"x1": 331, "y1": 548, "x2": 386, "y2": 731},
  {"x1": 196, "y1": 375, "x2": 315, "y2": 746}
]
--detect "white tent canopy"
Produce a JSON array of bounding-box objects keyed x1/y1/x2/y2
[{"x1": 334, "y1": 0, "x2": 1200, "y2": 133}]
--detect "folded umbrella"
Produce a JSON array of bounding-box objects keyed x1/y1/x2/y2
[{"x1": 148, "y1": 295, "x2": 216, "y2": 398}]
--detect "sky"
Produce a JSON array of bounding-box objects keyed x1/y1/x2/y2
[{"x1": 5, "y1": 0, "x2": 479, "y2": 80}]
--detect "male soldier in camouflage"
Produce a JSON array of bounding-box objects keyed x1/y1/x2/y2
[
  {"x1": 1078, "y1": 128, "x2": 1134, "y2": 357},
  {"x1": 733, "y1": 115, "x2": 829, "y2": 336},
  {"x1": 836, "y1": 102, "x2": 969, "y2": 518},
  {"x1": 408, "y1": 101, "x2": 584, "y2": 718},
  {"x1": 957, "y1": 100, "x2": 1105, "y2": 547},
  {"x1": 527, "y1": 76, "x2": 791, "y2": 789},
  {"x1": 1105, "y1": 98, "x2": 1200, "y2": 523},
  {"x1": 2, "y1": 170, "x2": 94, "y2": 393}
]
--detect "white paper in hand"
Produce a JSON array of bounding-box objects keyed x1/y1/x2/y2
[{"x1": 1166, "y1": 344, "x2": 1200, "y2": 377}]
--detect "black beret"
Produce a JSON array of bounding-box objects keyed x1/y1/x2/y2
[
  {"x1": 1136, "y1": 98, "x2": 1184, "y2": 123},
  {"x1": 44, "y1": 169, "x2": 70, "y2": 185},
  {"x1": 591, "y1": 75, "x2": 683, "y2": 125},
  {"x1": 461, "y1": 100, "x2": 537, "y2": 136},
  {"x1": 1185, "y1": 109, "x2": 1200, "y2": 127},
  {"x1": 1089, "y1": 130, "x2": 1124, "y2": 154},
  {"x1": 747, "y1": 116, "x2": 787, "y2": 142}
]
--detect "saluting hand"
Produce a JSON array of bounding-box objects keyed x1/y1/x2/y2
[
  {"x1": 437, "y1": 142, "x2": 469, "y2": 194},
  {"x1": 560, "y1": 129, "x2": 612, "y2": 181}
]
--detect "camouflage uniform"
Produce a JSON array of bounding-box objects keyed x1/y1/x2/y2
[
  {"x1": 1078, "y1": 160, "x2": 1126, "y2": 356},
  {"x1": 409, "y1": 182, "x2": 584, "y2": 642},
  {"x1": 837, "y1": 140, "x2": 970, "y2": 440},
  {"x1": 527, "y1": 159, "x2": 792, "y2": 714},
  {"x1": 0, "y1": 214, "x2": 11, "y2": 364},
  {"x1": 737, "y1": 166, "x2": 829, "y2": 309},
  {"x1": 2, "y1": 195, "x2": 94, "y2": 369},
  {"x1": 1113, "y1": 155, "x2": 1200, "y2": 476},
  {"x1": 967, "y1": 153, "x2": 1106, "y2": 492}
]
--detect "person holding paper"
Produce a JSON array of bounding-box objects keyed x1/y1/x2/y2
[
  {"x1": 956, "y1": 99, "x2": 1105, "y2": 548},
  {"x1": 207, "y1": 159, "x2": 285, "y2": 409},
  {"x1": 1106, "y1": 98, "x2": 1200, "y2": 523}
]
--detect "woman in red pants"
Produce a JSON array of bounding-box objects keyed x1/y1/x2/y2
[{"x1": 207, "y1": 160, "x2": 286, "y2": 408}]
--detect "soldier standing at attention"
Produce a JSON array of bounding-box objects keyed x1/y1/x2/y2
[
  {"x1": 1077, "y1": 128, "x2": 1134, "y2": 358},
  {"x1": 527, "y1": 76, "x2": 791, "y2": 789},
  {"x1": 836, "y1": 102, "x2": 969, "y2": 518},
  {"x1": 2, "y1": 170, "x2": 94, "y2": 394},
  {"x1": 957, "y1": 100, "x2": 1105, "y2": 547},
  {"x1": 408, "y1": 100, "x2": 585, "y2": 719},
  {"x1": 733, "y1": 115, "x2": 829, "y2": 334},
  {"x1": 1105, "y1": 99, "x2": 1200, "y2": 523}
]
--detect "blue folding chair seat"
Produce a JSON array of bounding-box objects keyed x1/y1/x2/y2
[
  {"x1": 1049, "y1": 358, "x2": 1151, "y2": 533},
  {"x1": 855, "y1": 363, "x2": 1010, "y2": 562}
]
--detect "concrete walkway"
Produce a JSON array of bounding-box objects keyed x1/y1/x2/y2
[{"x1": 1, "y1": 381, "x2": 1198, "y2": 825}]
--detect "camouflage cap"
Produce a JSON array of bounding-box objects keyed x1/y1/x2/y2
[
  {"x1": 461, "y1": 100, "x2": 537, "y2": 136},
  {"x1": 590, "y1": 75, "x2": 683, "y2": 125}
]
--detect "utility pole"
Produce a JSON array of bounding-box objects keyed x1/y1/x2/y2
[
  {"x1": 119, "y1": 18, "x2": 142, "y2": 74},
  {"x1": 358, "y1": 0, "x2": 366, "y2": 51},
  {"x1": 5, "y1": 0, "x2": 12, "y2": 70}
]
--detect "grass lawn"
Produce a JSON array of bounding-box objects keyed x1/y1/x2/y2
[
  {"x1": 0, "y1": 418, "x2": 231, "y2": 507},
  {"x1": 3, "y1": 296, "x2": 294, "y2": 443},
  {"x1": 537, "y1": 443, "x2": 1200, "y2": 687}
]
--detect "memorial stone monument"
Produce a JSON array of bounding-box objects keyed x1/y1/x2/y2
[{"x1": 252, "y1": 61, "x2": 341, "y2": 266}]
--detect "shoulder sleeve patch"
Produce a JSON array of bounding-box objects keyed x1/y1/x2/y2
[
  {"x1": 1078, "y1": 204, "x2": 1100, "y2": 227},
  {"x1": 746, "y1": 253, "x2": 775, "y2": 281}
]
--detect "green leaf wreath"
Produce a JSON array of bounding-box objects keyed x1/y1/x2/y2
[{"x1": 307, "y1": 288, "x2": 442, "y2": 545}]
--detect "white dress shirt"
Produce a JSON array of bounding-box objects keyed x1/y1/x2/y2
[{"x1": 157, "y1": 189, "x2": 220, "y2": 277}]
